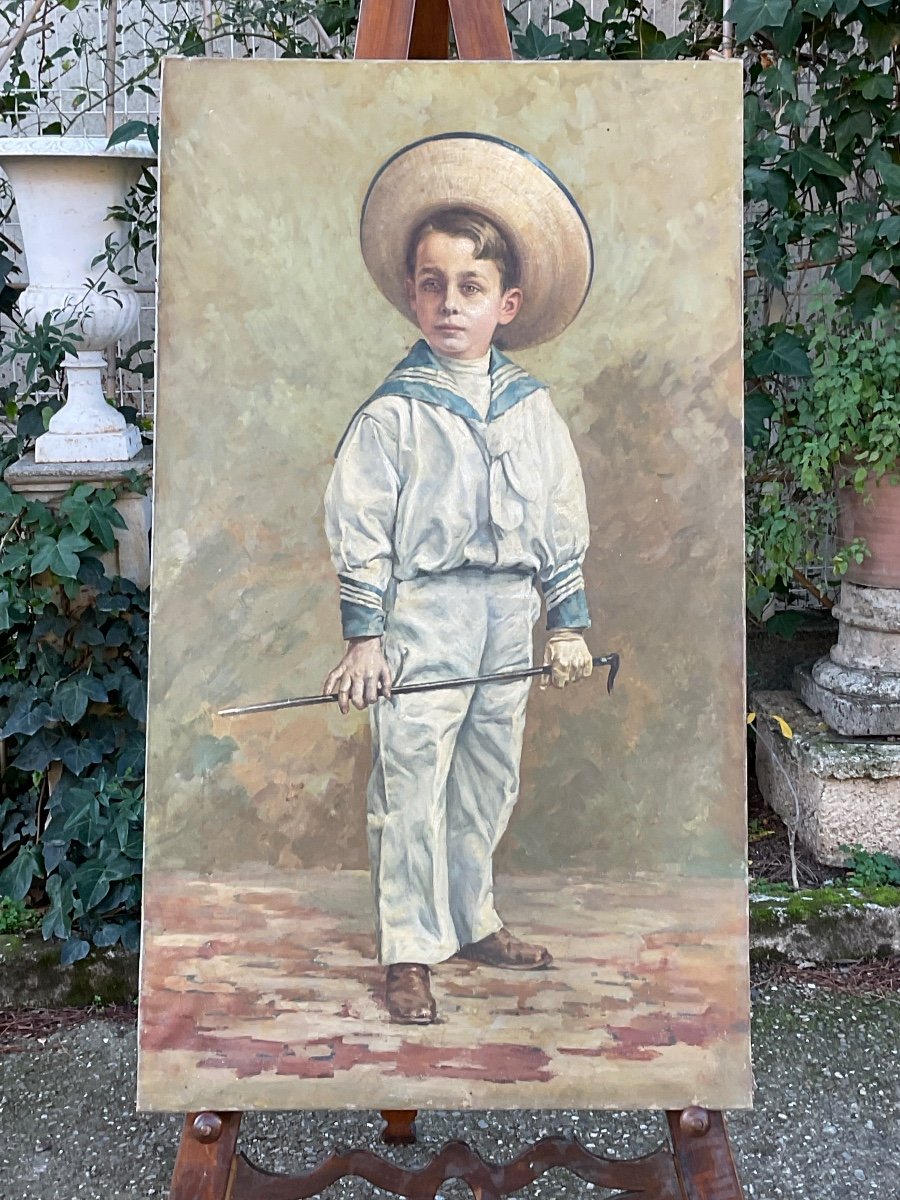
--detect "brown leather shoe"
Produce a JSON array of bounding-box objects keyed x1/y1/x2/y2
[
  {"x1": 385, "y1": 963, "x2": 438, "y2": 1024},
  {"x1": 457, "y1": 927, "x2": 553, "y2": 970}
]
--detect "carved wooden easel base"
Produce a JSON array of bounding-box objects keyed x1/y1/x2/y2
[
  {"x1": 168, "y1": 1107, "x2": 744, "y2": 1200},
  {"x1": 163, "y1": 2, "x2": 745, "y2": 1197}
]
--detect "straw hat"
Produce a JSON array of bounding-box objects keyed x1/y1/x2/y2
[{"x1": 360, "y1": 133, "x2": 593, "y2": 351}]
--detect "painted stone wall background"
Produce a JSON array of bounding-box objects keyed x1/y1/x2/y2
[{"x1": 147, "y1": 58, "x2": 745, "y2": 885}]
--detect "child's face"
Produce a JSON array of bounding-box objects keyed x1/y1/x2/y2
[{"x1": 406, "y1": 232, "x2": 522, "y2": 360}]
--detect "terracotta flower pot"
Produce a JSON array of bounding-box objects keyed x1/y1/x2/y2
[{"x1": 836, "y1": 467, "x2": 900, "y2": 588}]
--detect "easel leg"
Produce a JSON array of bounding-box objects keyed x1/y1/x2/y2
[
  {"x1": 668, "y1": 1108, "x2": 744, "y2": 1200},
  {"x1": 381, "y1": 1109, "x2": 419, "y2": 1145},
  {"x1": 169, "y1": 1111, "x2": 241, "y2": 1200},
  {"x1": 409, "y1": 0, "x2": 450, "y2": 57}
]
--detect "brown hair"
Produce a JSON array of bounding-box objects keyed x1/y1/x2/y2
[{"x1": 406, "y1": 208, "x2": 520, "y2": 292}]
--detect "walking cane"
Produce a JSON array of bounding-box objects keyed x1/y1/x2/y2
[{"x1": 218, "y1": 653, "x2": 620, "y2": 717}]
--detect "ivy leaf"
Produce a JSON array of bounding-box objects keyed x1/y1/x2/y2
[
  {"x1": 745, "y1": 391, "x2": 775, "y2": 448},
  {"x1": 56, "y1": 737, "x2": 105, "y2": 776},
  {"x1": 74, "y1": 860, "x2": 111, "y2": 910},
  {"x1": 798, "y1": 0, "x2": 834, "y2": 14},
  {"x1": 116, "y1": 731, "x2": 146, "y2": 779},
  {"x1": 877, "y1": 162, "x2": 900, "y2": 199},
  {"x1": 30, "y1": 530, "x2": 93, "y2": 579},
  {"x1": 0, "y1": 700, "x2": 54, "y2": 738},
  {"x1": 811, "y1": 232, "x2": 840, "y2": 262},
  {"x1": 747, "y1": 332, "x2": 812, "y2": 377},
  {"x1": 62, "y1": 789, "x2": 100, "y2": 839},
  {"x1": 876, "y1": 216, "x2": 900, "y2": 244},
  {"x1": 0, "y1": 483, "x2": 26, "y2": 517},
  {"x1": 848, "y1": 276, "x2": 899, "y2": 321},
  {"x1": 858, "y1": 73, "x2": 894, "y2": 101},
  {"x1": 554, "y1": 2, "x2": 587, "y2": 30},
  {"x1": 781, "y1": 99, "x2": 809, "y2": 126},
  {"x1": 120, "y1": 920, "x2": 141, "y2": 952},
  {"x1": 180, "y1": 24, "x2": 205, "y2": 56},
  {"x1": 93, "y1": 923, "x2": 122, "y2": 948},
  {"x1": 832, "y1": 255, "x2": 864, "y2": 292},
  {"x1": 117, "y1": 672, "x2": 147, "y2": 722},
  {"x1": 770, "y1": 6, "x2": 803, "y2": 51},
  {"x1": 42, "y1": 839, "x2": 69, "y2": 874},
  {"x1": 59, "y1": 936, "x2": 91, "y2": 965},
  {"x1": 764, "y1": 611, "x2": 810, "y2": 640},
  {"x1": 14, "y1": 728, "x2": 61, "y2": 773},
  {"x1": 762, "y1": 169, "x2": 792, "y2": 211},
  {"x1": 53, "y1": 674, "x2": 109, "y2": 724},
  {"x1": 724, "y1": 0, "x2": 791, "y2": 42},
  {"x1": 783, "y1": 143, "x2": 848, "y2": 185},
  {"x1": 88, "y1": 501, "x2": 126, "y2": 551},
  {"x1": 0, "y1": 844, "x2": 40, "y2": 901},
  {"x1": 106, "y1": 120, "x2": 153, "y2": 151},
  {"x1": 834, "y1": 110, "x2": 872, "y2": 154},
  {"x1": 514, "y1": 22, "x2": 564, "y2": 58},
  {"x1": 755, "y1": 231, "x2": 789, "y2": 286},
  {"x1": 42, "y1": 874, "x2": 74, "y2": 940}
]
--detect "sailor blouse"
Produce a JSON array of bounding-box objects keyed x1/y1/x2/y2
[{"x1": 324, "y1": 342, "x2": 592, "y2": 639}]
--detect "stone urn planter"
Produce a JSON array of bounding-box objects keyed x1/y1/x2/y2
[{"x1": 0, "y1": 136, "x2": 155, "y2": 463}]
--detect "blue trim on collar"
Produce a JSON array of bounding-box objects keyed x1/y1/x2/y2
[
  {"x1": 375, "y1": 340, "x2": 544, "y2": 422},
  {"x1": 334, "y1": 341, "x2": 544, "y2": 456}
]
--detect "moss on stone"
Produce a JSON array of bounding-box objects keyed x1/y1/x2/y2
[{"x1": 750, "y1": 882, "x2": 900, "y2": 934}]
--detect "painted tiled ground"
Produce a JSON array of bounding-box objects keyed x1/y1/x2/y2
[{"x1": 138, "y1": 870, "x2": 751, "y2": 1111}]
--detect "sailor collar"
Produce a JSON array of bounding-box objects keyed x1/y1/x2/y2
[{"x1": 370, "y1": 339, "x2": 544, "y2": 424}]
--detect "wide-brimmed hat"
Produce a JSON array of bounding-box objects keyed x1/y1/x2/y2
[{"x1": 360, "y1": 133, "x2": 593, "y2": 351}]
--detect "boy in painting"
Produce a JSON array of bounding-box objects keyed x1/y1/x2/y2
[{"x1": 322, "y1": 134, "x2": 596, "y2": 1024}]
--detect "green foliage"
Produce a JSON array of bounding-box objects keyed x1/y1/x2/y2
[
  {"x1": 0, "y1": 1, "x2": 361, "y2": 134},
  {"x1": 513, "y1": 1, "x2": 691, "y2": 60},
  {"x1": 0, "y1": 893, "x2": 41, "y2": 933},
  {"x1": 842, "y1": 845, "x2": 900, "y2": 889},
  {"x1": 746, "y1": 293, "x2": 899, "y2": 602},
  {"x1": 0, "y1": 473, "x2": 148, "y2": 964}
]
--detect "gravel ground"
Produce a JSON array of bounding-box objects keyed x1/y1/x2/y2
[{"x1": 1, "y1": 978, "x2": 899, "y2": 1199}]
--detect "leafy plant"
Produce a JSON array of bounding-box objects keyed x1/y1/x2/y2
[
  {"x1": 842, "y1": 845, "x2": 900, "y2": 889},
  {"x1": 746, "y1": 292, "x2": 899, "y2": 611},
  {"x1": 0, "y1": 893, "x2": 40, "y2": 933},
  {"x1": 0, "y1": 474, "x2": 148, "y2": 963}
]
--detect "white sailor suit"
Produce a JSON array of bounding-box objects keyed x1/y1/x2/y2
[{"x1": 324, "y1": 339, "x2": 591, "y2": 965}]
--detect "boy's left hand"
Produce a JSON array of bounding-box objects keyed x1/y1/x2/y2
[{"x1": 541, "y1": 630, "x2": 593, "y2": 689}]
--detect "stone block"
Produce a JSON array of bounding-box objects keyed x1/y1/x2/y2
[
  {"x1": 752, "y1": 690, "x2": 900, "y2": 866},
  {"x1": 4, "y1": 446, "x2": 152, "y2": 588}
]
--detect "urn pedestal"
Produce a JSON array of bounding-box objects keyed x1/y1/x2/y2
[
  {"x1": 798, "y1": 583, "x2": 900, "y2": 736},
  {"x1": 0, "y1": 136, "x2": 154, "y2": 463}
]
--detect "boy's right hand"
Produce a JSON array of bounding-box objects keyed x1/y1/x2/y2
[{"x1": 322, "y1": 637, "x2": 393, "y2": 715}]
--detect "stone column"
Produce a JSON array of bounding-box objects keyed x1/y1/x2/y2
[
  {"x1": 4, "y1": 446, "x2": 152, "y2": 589},
  {"x1": 796, "y1": 583, "x2": 900, "y2": 736}
]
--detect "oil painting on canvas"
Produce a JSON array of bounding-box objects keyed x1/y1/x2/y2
[{"x1": 138, "y1": 58, "x2": 750, "y2": 1112}]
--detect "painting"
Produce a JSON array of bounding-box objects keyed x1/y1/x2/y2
[{"x1": 138, "y1": 58, "x2": 750, "y2": 1112}]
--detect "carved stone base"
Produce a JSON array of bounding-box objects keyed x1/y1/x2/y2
[
  {"x1": 34, "y1": 423, "x2": 142, "y2": 464},
  {"x1": 800, "y1": 583, "x2": 900, "y2": 736}
]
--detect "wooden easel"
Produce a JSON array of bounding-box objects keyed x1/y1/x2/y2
[{"x1": 166, "y1": 2, "x2": 747, "y2": 1196}]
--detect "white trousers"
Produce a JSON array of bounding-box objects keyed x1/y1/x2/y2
[{"x1": 368, "y1": 569, "x2": 540, "y2": 965}]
